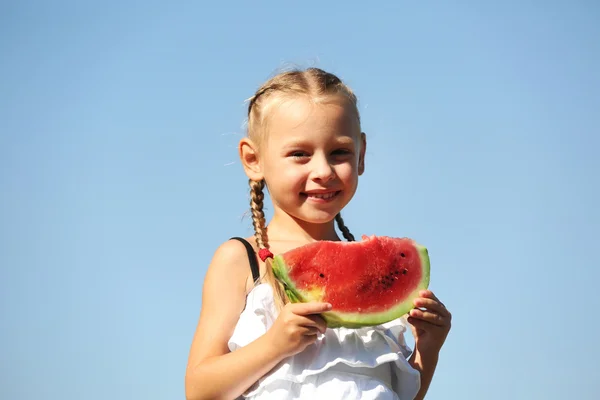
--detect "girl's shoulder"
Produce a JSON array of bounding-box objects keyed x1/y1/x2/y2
[{"x1": 204, "y1": 236, "x2": 259, "y2": 294}]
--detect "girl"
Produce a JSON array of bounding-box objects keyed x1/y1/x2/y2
[{"x1": 185, "y1": 68, "x2": 451, "y2": 400}]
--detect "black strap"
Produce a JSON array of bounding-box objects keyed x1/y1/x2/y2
[{"x1": 230, "y1": 237, "x2": 261, "y2": 283}]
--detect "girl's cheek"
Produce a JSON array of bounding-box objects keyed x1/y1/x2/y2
[
  {"x1": 336, "y1": 164, "x2": 356, "y2": 179},
  {"x1": 283, "y1": 165, "x2": 308, "y2": 178}
]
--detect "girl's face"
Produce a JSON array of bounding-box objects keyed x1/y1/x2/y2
[{"x1": 259, "y1": 97, "x2": 365, "y2": 225}]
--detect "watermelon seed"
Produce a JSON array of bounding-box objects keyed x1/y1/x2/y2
[
  {"x1": 394, "y1": 270, "x2": 399, "y2": 275},
  {"x1": 400, "y1": 253, "x2": 405, "y2": 257},
  {"x1": 402, "y1": 269, "x2": 408, "y2": 275},
  {"x1": 319, "y1": 273, "x2": 325, "y2": 278}
]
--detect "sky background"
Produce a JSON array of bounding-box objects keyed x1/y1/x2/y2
[{"x1": 1, "y1": 1, "x2": 599, "y2": 399}]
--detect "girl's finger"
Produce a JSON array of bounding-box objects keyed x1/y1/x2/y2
[
  {"x1": 419, "y1": 290, "x2": 442, "y2": 303},
  {"x1": 406, "y1": 316, "x2": 444, "y2": 333},
  {"x1": 311, "y1": 315, "x2": 328, "y2": 334},
  {"x1": 413, "y1": 297, "x2": 451, "y2": 317},
  {"x1": 409, "y1": 309, "x2": 449, "y2": 327},
  {"x1": 291, "y1": 302, "x2": 333, "y2": 316},
  {"x1": 302, "y1": 325, "x2": 321, "y2": 336},
  {"x1": 296, "y1": 314, "x2": 328, "y2": 334}
]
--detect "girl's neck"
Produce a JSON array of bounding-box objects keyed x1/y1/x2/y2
[{"x1": 267, "y1": 211, "x2": 340, "y2": 243}]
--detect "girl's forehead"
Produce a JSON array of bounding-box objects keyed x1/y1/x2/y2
[{"x1": 265, "y1": 98, "x2": 360, "y2": 141}]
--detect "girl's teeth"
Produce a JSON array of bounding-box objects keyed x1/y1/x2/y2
[{"x1": 310, "y1": 192, "x2": 336, "y2": 199}]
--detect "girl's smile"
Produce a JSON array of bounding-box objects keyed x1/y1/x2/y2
[{"x1": 302, "y1": 190, "x2": 342, "y2": 203}]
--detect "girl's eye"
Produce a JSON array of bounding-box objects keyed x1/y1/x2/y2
[
  {"x1": 290, "y1": 151, "x2": 309, "y2": 159},
  {"x1": 333, "y1": 149, "x2": 352, "y2": 156}
]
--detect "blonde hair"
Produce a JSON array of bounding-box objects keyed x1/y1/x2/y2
[{"x1": 246, "y1": 67, "x2": 359, "y2": 310}]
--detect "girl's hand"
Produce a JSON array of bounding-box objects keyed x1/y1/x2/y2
[
  {"x1": 266, "y1": 302, "x2": 331, "y2": 358},
  {"x1": 407, "y1": 290, "x2": 452, "y2": 356}
]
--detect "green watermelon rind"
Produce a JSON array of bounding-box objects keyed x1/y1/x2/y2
[{"x1": 272, "y1": 242, "x2": 431, "y2": 329}]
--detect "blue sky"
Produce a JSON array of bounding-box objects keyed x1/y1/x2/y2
[{"x1": 1, "y1": 1, "x2": 599, "y2": 399}]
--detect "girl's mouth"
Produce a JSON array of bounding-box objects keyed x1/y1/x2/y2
[{"x1": 303, "y1": 191, "x2": 341, "y2": 202}]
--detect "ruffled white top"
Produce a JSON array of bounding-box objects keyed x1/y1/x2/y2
[{"x1": 228, "y1": 284, "x2": 421, "y2": 400}]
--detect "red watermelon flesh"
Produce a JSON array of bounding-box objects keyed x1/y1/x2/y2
[{"x1": 272, "y1": 235, "x2": 430, "y2": 328}]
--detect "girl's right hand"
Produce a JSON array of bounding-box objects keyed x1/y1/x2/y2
[{"x1": 266, "y1": 302, "x2": 332, "y2": 358}]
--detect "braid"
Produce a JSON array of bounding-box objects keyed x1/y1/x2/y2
[
  {"x1": 249, "y1": 179, "x2": 268, "y2": 249},
  {"x1": 335, "y1": 213, "x2": 355, "y2": 242},
  {"x1": 248, "y1": 179, "x2": 289, "y2": 310}
]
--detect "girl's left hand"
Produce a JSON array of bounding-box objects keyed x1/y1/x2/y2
[{"x1": 407, "y1": 290, "x2": 452, "y2": 355}]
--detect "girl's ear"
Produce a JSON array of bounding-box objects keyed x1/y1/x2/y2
[
  {"x1": 239, "y1": 138, "x2": 264, "y2": 181},
  {"x1": 358, "y1": 132, "x2": 367, "y2": 175}
]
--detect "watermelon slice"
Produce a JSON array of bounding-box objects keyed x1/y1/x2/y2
[{"x1": 272, "y1": 235, "x2": 430, "y2": 328}]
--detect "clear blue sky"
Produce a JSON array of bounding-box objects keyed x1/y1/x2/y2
[{"x1": 1, "y1": 1, "x2": 599, "y2": 399}]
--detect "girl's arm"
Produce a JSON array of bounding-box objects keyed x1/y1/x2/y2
[
  {"x1": 185, "y1": 240, "x2": 282, "y2": 400},
  {"x1": 409, "y1": 350, "x2": 438, "y2": 400},
  {"x1": 185, "y1": 240, "x2": 330, "y2": 400}
]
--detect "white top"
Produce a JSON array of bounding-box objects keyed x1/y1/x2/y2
[{"x1": 228, "y1": 283, "x2": 421, "y2": 400}]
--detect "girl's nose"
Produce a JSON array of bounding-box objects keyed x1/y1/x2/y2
[{"x1": 311, "y1": 155, "x2": 336, "y2": 182}]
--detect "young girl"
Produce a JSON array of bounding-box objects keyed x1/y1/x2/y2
[{"x1": 185, "y1": 68, "x2": 452, "y2": 400}]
